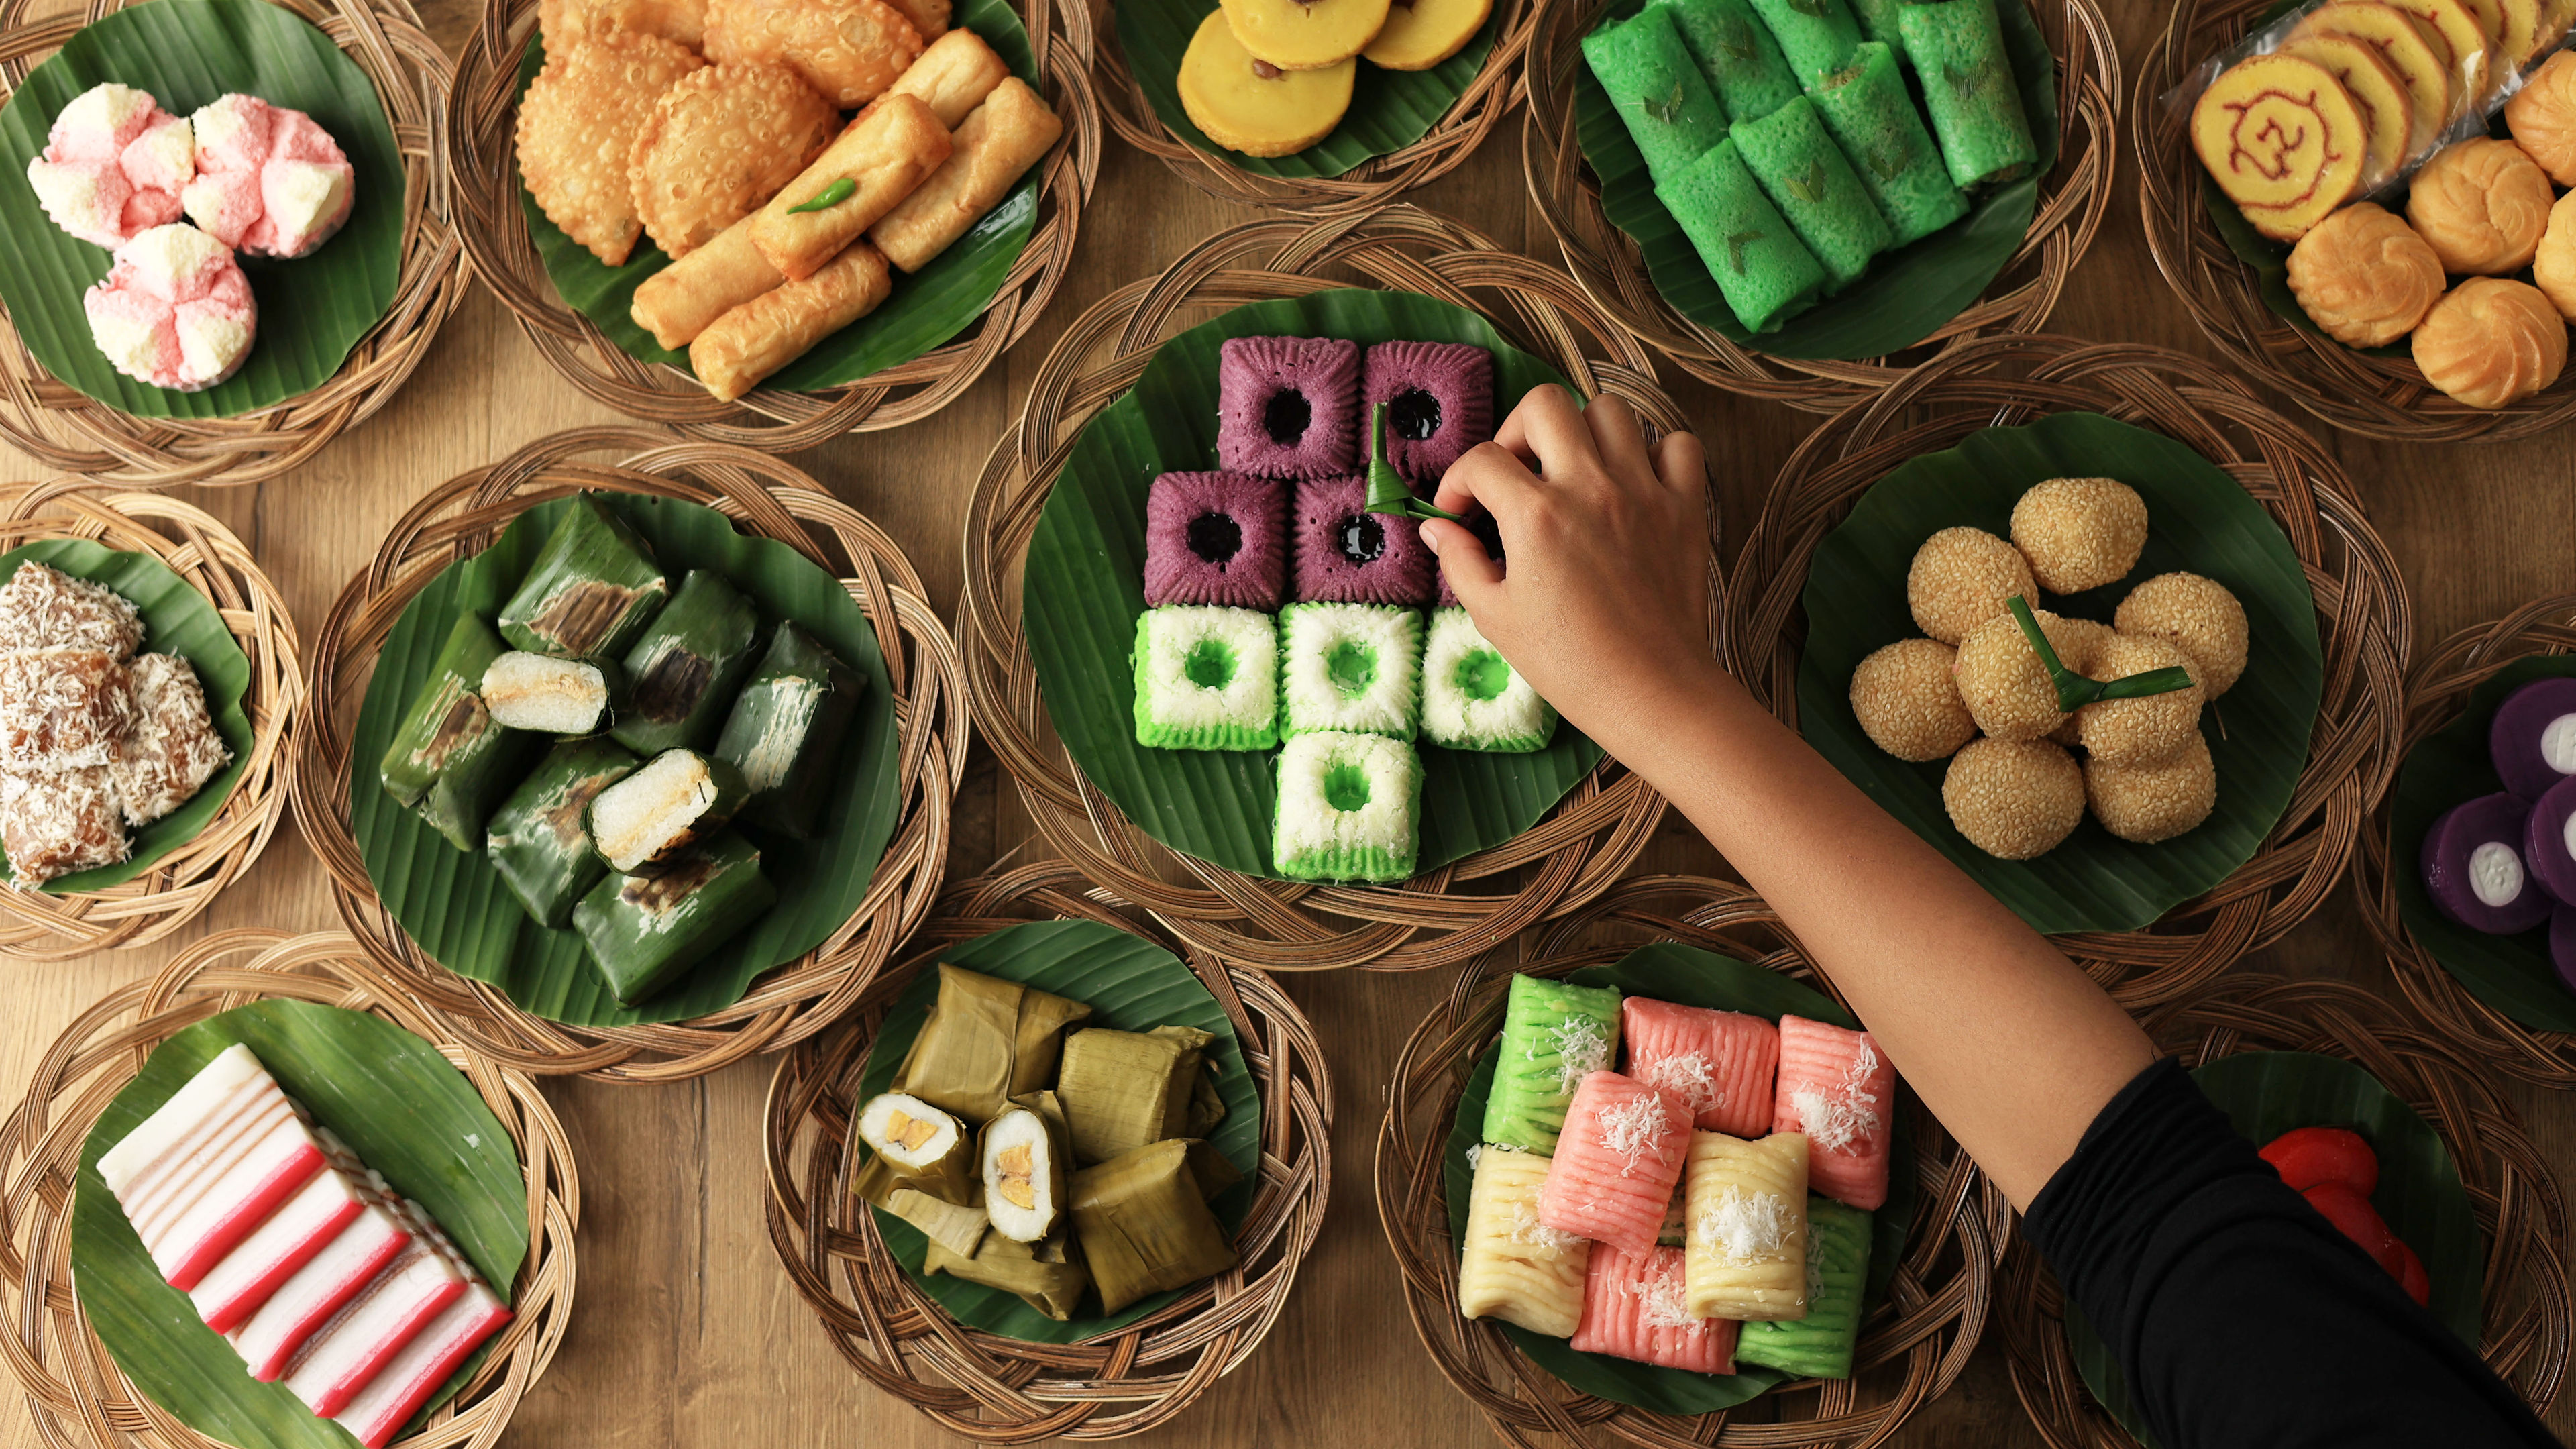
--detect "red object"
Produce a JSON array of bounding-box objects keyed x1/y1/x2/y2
[
  {"x1": 2302, "y1": 1182, "x2": 2408, "y2": 1279},
  {"x1": 2394, "y1": 1242, "x2": 2432, "y2": 1308},
  {"x1": 2261, "y1": 1126, "x2": 2379, "y2": 1197}
]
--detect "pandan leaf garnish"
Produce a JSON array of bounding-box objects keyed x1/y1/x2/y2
[
  {"x1": 787, "y1": 177, "x2": 856, "y2": 213},
  {"x1": 1643, "y1": 79, "x2": 1690, "y2": 123},
  {"x1": 2005, "y1": 596, "x2": 2193, "y2": 712},
  {"x1": 1788, "y1": 0, "x2": 1829, "y2": 16},
  {"x1": 1868, "y1": 149, "x2": 1904, "y2": 181},
  {"x1": 1363, "y1": 402, "x2": 1462, "y2": 522},
  {"x1": 1718, "y1": 19, "x2": 1757, "y2": 57},
  {"x1": 1727, "y1": 229, "x2": 1763, "y2": 273},
  {"x1": 1943, "y1": 58, "x2": 1992, "y2": 97},
  {"x1": 1785, "y1": 160, "x2": 1827, "y2": 204}
]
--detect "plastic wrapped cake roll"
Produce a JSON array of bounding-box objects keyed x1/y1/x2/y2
[
  {"x1": 0, "y1": 560, "x2": 142, "y2": 656},
  {"x1": 381, "y1": 616, "x2": 539, "y2": 853},
  {"x1": 0, "y1": 649, "x2": 131, "y2": 768},
  {"x1": 587, "y1": 748, "x2": 747, "y2": 873},
  {"x1": 870, "y1": 78, "x2": 1065, "y2": 274},
  {"x1": 227, "y1": 1147, "x2": 415, "y2": 1379},
  {"x1": 98, "y1": 1044, "x2": 327, "y2": 1292},
  {"x1": 1898, "y1": 0, "x2": 2036, "y2": 189},
  {"x1": 185, "y1": 1131, "x2": 376, "y2": 1335},
  {"x1": 1732, "y1": 97, "x2": 1894, "y2": 293},
  {"x1": 1481, "y1": 973, "x2": 1623, "y2": 1154},
  {"x1": 1810, "y1": 44, "x2": 1968, "y2": 245},
  {"x1": 982, "y1": 1093, "x2": 1072, "y2": 1242},
  {"x1": 574, "y1": 832, "x2": 777, "y2": 1005},
  {"x1": 480, "y1": 651, "x2": 623, "y2": 735},
  {"x1": 111, "y1": 653, "x2": 231, "y2": 827},
  {"x1": 1748, "y1": 0, "x2": 1863, "y2": 82},
  {"x1": 486, "y1": 737, "x2": 639, "y2": 928},
  {"x1": 713, "y1": 622, "x2": 864, "y2": 839},
  {"x1": 1772, "y1": 1015, "x2": 1894, "y2": 1210},
  {"x1": 749, "y1": 94, "x2": 951, "y2": 281},
  {"x1": 1622, "y1": 997, "x2": 1779, "y2": 1138},
  {"x1": 1570, "y1": 1244, "x2": 1739, "y2": 1373},
  {"x1": 330, "y1": 1271, "x2": 511, "y2": 1449},
  {"x1": 631, "y1": 219, "x2": 784, "y2": 352},
  {"x1": 1, "y1": 766, "x2": 129, "y2": 885},
  {"x1": 278, "y1": 1224, "x2": 469, "y2": 1417},
  {"x1": 496, "y1": 495, "x2": 671, "y2": 659},
  {"x1": 1657, "y1": 0, "x2": 1800, "y2": 124},
  {"x1": 1071, "y1": 1138, "x2": 1240, "y2": 1314},
  {"x1": 691, "y1": 241, "x2": 896, "y2": 402},
  {"x1": 1684, "y1": 1130, "x2": 1810, "y2": 1320},
  {"x1": 1658, "y1": 139, "x2": 1827, "y2": 334},
  {"x1": 857, "y1": 1091, "x2": 978, "y2": 1203},
  {"x1": 1734, "y1": 1195, "x2": 1871, "y2": 1379},
  {"x1": 610, "y1": 570, "x2": 761, "y2": 755},
  {"x1": 1538, "y1": 1071, "x2": 1692, "y2": 1256},
  {"x1": 1456, "y1": 1145, "x2": 1590, "y2": 1337},
  {"x1": 923, "y1": 1230, "x2": 1091, "y2": 1320},
  {"x1": 894, "y1": 963, "x2": 1095, "y2": 1121},
  {"x1": 1057, "y1": 1025, "x2": 1220, "y2": 1165},
  {"x1": 1582, "y1": 7, "x2": 1731, "y2": 189}
]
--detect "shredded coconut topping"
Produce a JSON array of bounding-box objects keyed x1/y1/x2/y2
[
  {"x1": 1464, "y1": 1144, "x2": 1482, "y2": 1173},
  {"x1": 1790, "y1": 1036, "x2": 1883, "y2": 1155},
  {"x1": 1638, "y1": 1256, "x2": 1696, "y2": 1330},
  {"x1": 1596, "y1": 1091, "x2": 1674, "y2": 1177},
  {"x1": 1537, "y1": 1014, "x2": 1612, "y2": 1093},
  {"x1": 1696, "y1": 1186, "x2": 1793, "y2": 1264},
  {"x1": 1642, "y1": 1051, "x2": 1721, "y2": 1116},
  {"x1": 1507, "y1": 1200, "x2": 1585, "y2": 1252}
]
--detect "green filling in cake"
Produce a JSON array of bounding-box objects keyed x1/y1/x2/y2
[
  {"x1": 1662, "y1": 139, "x2": 1829, "y2": 333},
  {"x1": 1132, "y1": 606, "x2": 1280, "y2": 752},
  {"x1": 1421, "y1": 608, "x2": 1556, "y2": 752},
  {"x1": 1810, "y1": 43, "x2": 1968, "y2": 245},
  {"x1": 1480, "y1": 973, "x2": 1624, "y2": 1154},
  {"x1": 1730, "y1": 95, "x2": 1894, "y2": 294},
  {"x1": 1735, "y1": 1194, "x2": 1874, "y2": 1379},
  {"x1": 1272, "y1": 729, "x2": 1421, "y2": 881},
  {"x1": 1279, "y1": 603, "x2": 1424, "y2": 740},
  {"x1": 1582, "y1": 7, "x2": 1731, "y2": 189}
]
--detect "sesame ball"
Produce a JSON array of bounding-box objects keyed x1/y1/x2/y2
[
  {"x1": 1851, "y1": 639, "x2": 1977, "y2": 761},
  {"x1": 1953, "y1": 608, "x2": 2094, "y2": 742},
  {"x1": 2115, "y1": 572, "x2": 2249, "y2": 698},
  {"x1": 1943, "y1": 737, "x2": 2086, "y2": 860},
  {"x1": 2011, "y1": 478, "x2": 2147, "y2": 594},
  {"x1": 2086, "y1": 731, "x2": 2217, "y2": 843},
  {"x1": 1907, "y1": 527, "x2": 2037, "y2": 645},
  {"x1": 2077, "y1": 633, "x2": 2206, "y2": 766}
]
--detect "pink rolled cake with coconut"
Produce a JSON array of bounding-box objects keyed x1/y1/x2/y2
[{"x1": 25, "y1": 83, "x2": 193, "y2": 251}]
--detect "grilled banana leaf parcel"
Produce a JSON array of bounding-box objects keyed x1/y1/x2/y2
[
  {"x1": 572, "y1": 831, "x2": 777, "y2": 1005},
  {"x1": 612, "y1": 569, "x2": 762, "y2": 755},
  {"x1": 714, "y1": 623, "x2": 864, "y2": 839},
  {"x1": 588, "y1": 748, "x2": 749, "y2": 873},
  {"x1": 1070, "y1": 1138, "x2": 1239, "y2": 1315},
  {"x1": 922, "y1": 1232, "x2": 1091, "y2": 1321},
  {"x1": 893, "y1": 964, "x2": 1095, "y2": 1122},
  {"x1": 1056, "y1": 1025, "x2": 1219, "y2": 1166},
  {"x1": 486, "y1": 737, "x2": 641, "y2": 928},
  {"x1": 378, "y1": 613, "x2": 537, "y2": 851},
  {"x1": 498, "y1": 494, "x2": 672, "y2": 659}
]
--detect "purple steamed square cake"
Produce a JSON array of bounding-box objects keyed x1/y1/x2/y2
[
  {"x1": 1218, "y1": 337, "x2": 1361, "y2": 479},
  {"x1": 1144, "y1": 471, "x2": 1287, "y2": 608},
  {"x1": 1364, "y1": 341, "x2": 1495, "y2": 483},
  {"x1": 1291, "y1": 477, "x2": 1436, "y2": 606}
]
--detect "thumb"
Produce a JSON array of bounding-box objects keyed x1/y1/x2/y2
[{"x1": 1419, "y1": 517, "x2": 1503, "y2": 611}]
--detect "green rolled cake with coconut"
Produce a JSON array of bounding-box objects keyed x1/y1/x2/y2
[
  {"x1": 1732, "y1": 95, "x2": 1895, "y2": 293},
  {"x1": 1810, "y1": 42, "x2": 1967, "y2": 245},
  {"x1": 1660, "y1": 139, "x2": 1830, "y2": 332},
  {"x1": 1658, "y1": 0, "x2": 1801, "y2": 123},
  {"x1": 1584, "y1": 7, "x2": 1732, "y2": 186},
  {"x1": 1746, "y1": 0, "x2": 1862, "y2": 83},
  {"x1": 1480, "y1": 973, "x2": 1623, "y2": 1154},
  {"x1": 1898, "y1": 0, "x2": 2037, "y2": 187}
]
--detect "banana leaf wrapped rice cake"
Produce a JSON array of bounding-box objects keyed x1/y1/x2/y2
[
  {"x1": 479, "y1": 651, "x2": 623, "y2": 735},
  {"x1": 587, "y1": 747, "x2": 747, "y2": 873},
  {"x1": 895, "y1": 964, "x2": 1094, "y2": 1121},
  {"x1": 496, "y1": 496, "x2": 671, "y2": 659},
  {"x1": 857, "y1": 1091, "x2": 979, "y2": 1205},
  {"x1": 923, "y1": 1231, "x2": 1091, "y2": 1321},
  {"x1": 484, "y1": 737, "x2": 639, "y2": 928},
  {"x1": 612, "y1": 568, "x2": 761, "y2": 755},
  {"x1": 1057, "y1": 1024, "x2": 1225, "y2": 1165},
  {"x1": 980, "y1": 1093, "x2": 1073, "y2": 1244},
  {"x1": 1071, "y1": 1138, "x2": 1240, "y2": 1315},
  {"x1": 376, "y1": 615, "x2": 539, "y2": 853},
  {"x1": 573, "y1": 830, "x2": 777, "y2": 1006},
  {"x1": 712, "y1": 623, "x2": 863, "y2": 839}
]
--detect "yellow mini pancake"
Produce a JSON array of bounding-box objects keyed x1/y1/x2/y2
[
  {"x1": 1362, "y1": 0, "x2": 1490, "y2": 70},
  {"x1": 1222, "y1": 0, "x2": 1390, "y2": 71},
  {"x1": 1180, "y1": 10, "x2": 1354, "y2": 156}
]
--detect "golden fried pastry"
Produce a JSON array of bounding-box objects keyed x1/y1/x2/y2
[
  {"x1": 2506, "y1": 50, "x2": 2576, "y2": 185},
  {"x1": 517, "y1": 30, "x2": 704, "y2": 266},
  {"x1": 632, "y1": 217, "x2": 781, "y2": 349},
  {"x1": 751, "y1": 94, "x2": 951, "y2": 280},
  {"x1": 629, "y1": 62, "x2": 837, "y2": 260},
  {"x1": 2286, "y1": 202, "x2": 2445, "y2": 347},
  {"x1": 692, "y1": 241, "x2": 894, "y2": 400},
  {"x1": 539, "y1": 0, "x2": 706, "y2": 50},
  {"x1": 2532, "y1": 191, "x2": 2576, "y2": 319},
  {"x1": 2276, "y1": 34, "x2": 2412, "y2": 181},
  {"x1": 705, "y1": 0, "x2": 924, "y2": 107},
  {"x1": 871, "y1": 76, "x2": 1063, "y2": 272},
  {"x1": 869, "y1": 26, "x2": 1009, "y2": 128},
  {"x1": 2413, "y1": 278, "x2": 2568, "y2": 408},
  {"x1": 882, "y1": 0, "x2": 949, "y2": 40},
  {"x1": 2190, "y1": 54, "x2": 2367, "y2": 241},
  {"x1": 2290, "y1": 4, "x2": 2453, "y2": 142},
  {"x1": 2406, "y1": 138, "x2": 2553, "y2": 274}
]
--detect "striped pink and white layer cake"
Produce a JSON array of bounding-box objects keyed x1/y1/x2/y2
[{"x1": 97, "y1": 1042, "x2": 327, "y2": 1291}]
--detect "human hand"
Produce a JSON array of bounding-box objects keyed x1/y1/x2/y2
[{"x1": 1419, "y1": 386, "x2": 1719, "y2": 751}]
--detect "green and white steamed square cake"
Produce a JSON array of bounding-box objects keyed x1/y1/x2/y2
[
  {"x1": 1273, "y1": 729, "x2": 1422, "y2": 882},
  {"x1": 1423, "y1": 608, "x2": 1557, "y2": 752},
  {"x1": 1132, "y1": 606, "x2": 1279, "y2": 751},
  {"x1": 1279, "y1": 603, "x2": 1423, "y2": 740}
]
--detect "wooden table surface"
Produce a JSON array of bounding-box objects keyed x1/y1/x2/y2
[{"x1": 7, "y1": 0, "x2": 2576, "y2": 1443}]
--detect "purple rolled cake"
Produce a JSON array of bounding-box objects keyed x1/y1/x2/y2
[
  {"x1": 1364, "y1": 341, "x2": 1495, "y2": 483},
  {"x1": 1292, "y1": 477, "x2": 1436, "y2": 605},
  {"x1": 1144, "y1": 471, "x2": 1288, "y2": 608},
  {"x1": 1218, "y1": 337, "x2": 1361, "y2": 479}
]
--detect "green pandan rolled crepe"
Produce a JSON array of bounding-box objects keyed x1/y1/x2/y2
[
  {"x1": 1848, "y1": 0, "x2": 1909, "y2": 65},
  {"x1": 1746, "y1": 0, "x2": 1863, "y2": 83},
  {"x1": 1735, "y1": 1195, "x2": 1874, "y2": 1379},
  {"x1": 1660, "y1": 138, "x2": 1828, "y2": 332},
  {"x1": 1581, "y1": 7, "x2": 1731, "y2": 188},
  {"x1": 1731, "y1": 95, "x2": 1894, "y2": 292},
  {"x1": 1656, "y1": 0, "x2": 1801, "y2": 124},
  {"x1": 1899, "y1": 0, "x2": 2037, "y2": 188},
  {"x1": 1479, "y1": 974, "x2": 1623, "y2": 1154},
  {"x1": 1810, "y1": 43, "x2": 1968, "y2": 244}
]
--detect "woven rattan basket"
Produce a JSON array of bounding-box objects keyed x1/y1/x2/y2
[
  {"x1": 294, "y1": 426, "x2": 967, "y2": 1083},
  {"x1": 959, "y1": 205, "x2": 1704, "y2": 974},
  {"x1": 1729, "y1": 333, "x2": 2409, "y2": 1007},
  {"x1": 0, "y1": 480, "x2": 302, "y2": 958},
  {"x1": 2137, "y1": 0, "x2": 2576, "y2": 443},
  {"x1": 1097, "y1": 0, "x2": 1534, "y2": 217},
  {"x1": 763, "y1": 860, "x2": 1331, "y2": 1442},
  {"x1": 1524, "y1": 0, "x2": 2117, "y2": 413},
  {"x1": 2357, "y1": 596, "x2": 2576, "y2": 1088},
  {"x1": 1998, "y1": 973, "x2": 2571, "y2": 1447},
  {"x1": 1378, "y1": 873, "x2": 2003, "y2": 1447},
  {"x1": 448, "y1": 0, "x2": 1100, "y2": 450},
  {"x1": 0, "y1": 0, "x2": 466, "y2": 488},
  {"x1": 0, "y1": 928, "x2": 579, "y2": 1449}
]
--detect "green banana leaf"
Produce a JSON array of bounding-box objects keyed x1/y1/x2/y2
[
  {"x1": 70, "y1": 1000, "x2": 528, "y2": 1449},
  {"x1": 347, "y1": 493, "x2": 902, "y2": 1028},
  {"x1": 851, "y1": 919, "x2": 1263, "y2": 1342},
  {"x1": 1113, "y1": 0, "x2": 1500, "y2": 180},
  {"x1": 1572, "y1": 0, "x2": 2057, "y2": 360},
  {"x1": 2388, "y1": 655, "x2": 2576, "y2": 1033},
  {"x1": 1441, "y1": 943, "x2": 1913, "y2": 1416},
  {"x1": 0, "y1": 0, "x2": 404, "y2": 419},
  {"x1": 1022, "y1": 288, "x2": 1605, "y2": 880},
  {"x1": 0, "y1": 540, "x2": 254, "y2": 893},
  {"x1": 2068, "y1": 1050, "x2": 2483, "y2": 1447},
  {"x1": 1796, "y1": 410, "x2": 2325, "y2": 935},
  {"x1": 515, "y1": 0, "x2": 1041, "y2": 389}
]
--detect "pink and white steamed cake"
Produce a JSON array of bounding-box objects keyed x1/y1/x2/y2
[
  {"x1": 182, "y1": 93, "x2": 354, "y2": 258},
  {"x1": 83, "y1": 223, "x2": 256, "y2": 392},
  {"x1": 25, "y1": 83, "x2": 194, "y2": 250}
]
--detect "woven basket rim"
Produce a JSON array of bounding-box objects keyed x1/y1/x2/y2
[
  {"x1": 0, "y1": 479, "x2": 303, "y2": 959},
  {"x1": 1375, "y1": 873, "x2": 2003, "y2": 1447},
  {"x1": 957, "y1": 204, "x2": 1704, "y2": 974},
  {"x1": 1521, "y1": 0, "x2": 2119, "y2": 412},
  {"x1": 291, "y1": 425, "x2": 969, "y2": 1084},
  {"x1": 1725, "y1": 331, "x2": 2411, "y2": 1008},
  {"x1": 0, "y1": 0, "x2": 469, "y2": 488},
  {"x1": 762, "y1": 859, "x2": 1333, "y2": 1444},
  {"x1": 445, "y1": 0, "x2": 1102, "y2": 451},
  {"x1": 1997, "y1": 971, "x2": 2572, "y2": 1448},
  {"x1": 0, "y1": 927, "x2": 580, "y2": 1449},
  {"x1": 1093, "y1": 0, "x2": 1537, "y2": 219},
  {"x1": 2133, "y1": 0, "x2": 2576, "y2": 445}
]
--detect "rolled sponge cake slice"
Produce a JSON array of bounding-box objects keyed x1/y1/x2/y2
[
  {"x1": 83, "y1": 224, "x2": 258, "y2": 393},
  {"x1": 98, "y1": 1042, "x2": 327, "y2": 1293},
  {"x1": 25, "y1": 83, "x2": 192, "y2": 250},
  {"x1": 1730, "y1": 95, "x2": 1894, "y2": 293},
  {"x1": 1582, "y1": 6, "x2": 1730, "y2": 188},
  {"x1": 1658, "y1": 138, "x2": 1827, "y2": 333},
  {"x1": 1809, "y1": 42, "x2": 1968, "y2": 245}
]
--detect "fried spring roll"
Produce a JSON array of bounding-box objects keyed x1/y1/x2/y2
[
  {"x1": 869, "y1": 78, "x2": 1063, "y2": 273},
  {"x1": 883, "y1": 0, "x2": 948, "y2": 40},
  {"x1": 690, "y1": 241, "x2": 894, "y2": 400},
  {"x1": 869, "y1": 26, "x2": 1010, "y2": 128},
  {"x1": 748, "y1": 95, "x2": 951, "y2": 281},
  {"x1": 631, "y1": 220, "x2": 784, "y2": 350}
]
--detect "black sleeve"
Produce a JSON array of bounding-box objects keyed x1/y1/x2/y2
[{"x1": 2021, "y1": 1057, "x2": 2560, "y2": 1449}]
